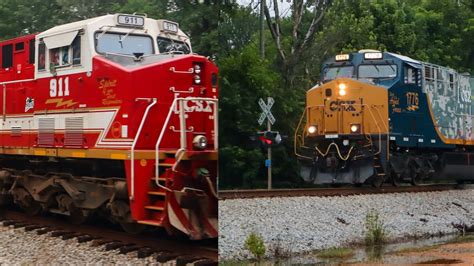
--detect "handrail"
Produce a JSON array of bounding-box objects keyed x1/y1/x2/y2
[
  {"x1": 130, "y1": 98, "x2": 157, "y2": 200},
  {"x1": 361, "y1": 104, "x2": 383, "y2": 156},
  {"x1": 154, "y1": 97, "x2": 218, "y2": 191},
  {"x1": 294, "y1": 108, "x2": 310, "y2": 159},
  {"x1": 298, "y1": 103, "x2": 385, "y2": 160}
]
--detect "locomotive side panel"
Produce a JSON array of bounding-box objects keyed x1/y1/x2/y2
[
  {"x1": 423, "y1": 64, "x2": 473, "y2": 145},
  {"x1": 0, "y1": 14, "x2": 219, "y2": 240}
]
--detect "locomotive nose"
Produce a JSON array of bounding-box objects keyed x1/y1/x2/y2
[{"x1": 306, "y1": 78, "x2": 388, "y2": 136}]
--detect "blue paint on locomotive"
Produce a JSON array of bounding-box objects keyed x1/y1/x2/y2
[{"x1": 321, "y1": 51, "x2": 471, "y2": 150}]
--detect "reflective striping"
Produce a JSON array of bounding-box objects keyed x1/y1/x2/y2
[
  {"x1": 389, "y1": 136, "x2": 396, "y2": 140},
  {"x1": 431, "y1": 139, "x2": 436, "y2": 143},
  {"x1": 34, "y1": 150, "x2": 46, "y2": 156},
  {"x1": 403, "y1": 137, "x2": 409, "y2": 142},
  {"x1": 0, "y1": 147, "x2": 217, "y2": 161},
  {"x1": 418, "y1": 138, "x2": 424, "y2": 143},
  {"x1": 110, "y1": 153, "x2": 127, "y2": 160},
  {"x1": 72, "y1": 152, "x2": 86, "y2": 158}
]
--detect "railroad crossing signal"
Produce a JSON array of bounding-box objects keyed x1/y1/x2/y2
[
  {"x1": 258, "y1": 97, "x2": 275, "y2": 125},
  {"x1": 257, "y1": 97, "x2": 277, "y2": 190},
  {"x1": 258, "y1": 131, "x2": 282, "y2": 148}
]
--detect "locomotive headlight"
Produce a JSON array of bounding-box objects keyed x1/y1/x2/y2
[
  {"x1": 343, "y1": 139, "x2": 349, "y2": 146},
  {"x1": 350, "y1": 123, "x2": 361, "y2": 133},
  {"x1": 194, "y1": 64, "x2": 201, "y2": 74},
  {"x1": 308, "y1": 125, "x2": 317, "y2": 134},
  {"x1": 193, "y1": 135, "x2": 208, "y2": 150},
  {"x1": 338, "y1": 83, "x2": 347, "y2": 96},
  {"x1": 194, "y1": 75, "x2": 201, "y2": 84}
]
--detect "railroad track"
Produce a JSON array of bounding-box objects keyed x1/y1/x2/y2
[
  {"x1": 218, "y1": 184, "x2": 463, "y2": 200},
  {"x1": 0, "y1": 209, "x2": 217, "y2": 265}
]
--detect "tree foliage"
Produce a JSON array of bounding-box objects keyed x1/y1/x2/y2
[{"x1": 0, "y1": 0, "x2": 471, "y2": 188}]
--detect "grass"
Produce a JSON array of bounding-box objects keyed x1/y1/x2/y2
[
  {"x1": 365, "y1": 209, "x2": 387, "y2": 246},
  {"x1": 445, "y1": 234, "x2": 474, "y2": 244},
  {"x1": 316, "y1": 247, "x2": 355, "y2": 259},
  {"x1": 245, "y1": 232, "x2": 266, "y2": 260}
]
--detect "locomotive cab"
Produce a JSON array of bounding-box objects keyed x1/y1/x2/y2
[
  {"x1": 296, "y1": 50, "x2": 474, "y2": 186},
  {"x1": 0, "y1": 14, "x2": 218, "y2": 240}
]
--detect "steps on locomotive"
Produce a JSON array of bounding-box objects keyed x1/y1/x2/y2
[{"x1": 138, "y1": 160, "x2": 176, "y2": 227}]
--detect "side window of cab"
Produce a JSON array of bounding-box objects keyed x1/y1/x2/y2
[{"x1": 38, "y1": 34, "x2": 81, "y2": 73}]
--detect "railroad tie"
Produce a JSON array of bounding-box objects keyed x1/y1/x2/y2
[
  {"x1": 175, "y1": 255, "x2": 201, "y2": 266},
  {"x1": 118, "y1": 244, "x2": 139, "y2": 254},
  {"x1": 193, "y1": 259, "x2": 218, "y2": 266},
  {"x1": 136, "y1": 247, "x2": 154, "y2": 258},
  {"x1": 155, "y1": 251, "x2": 178, "y2": 263}
]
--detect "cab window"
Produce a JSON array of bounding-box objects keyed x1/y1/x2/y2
[
  {"x1": 358, "y1": 64, "x2": 397, "y2": 79},
  {"x1": 71, "y1": 36, "x2": 81, "y2": 65},
  {"x1": 95, "y1": 32, "x2": 154, "y2": 56},
  {"x1": 47, "y1": 35, "x2": 81, "y2": 69},
  {"x1": 2, "y1": 44, "x2": 13, "y2": 68},
  {"x1": 157, "y1": 37, "x2": 190, "y2": 54},
  {"x1": 323, "y1": 66, "x2": 354, "y2": 81},
  {"x1": 404, "y1": 65, "x2": 420, "y2": 85},
  {"x1": 38, "y1": 41, "x2": 46, "y2": 71}
]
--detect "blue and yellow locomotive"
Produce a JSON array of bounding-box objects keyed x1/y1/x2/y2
[{"x1": 296, "y1": 50, "x2": 474, "y2": 186}]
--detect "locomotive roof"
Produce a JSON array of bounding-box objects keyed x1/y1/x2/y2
[
  {"x1": 326, "y1": 50, "x2": 471, "y2": 76},
  {"x1": 38, "y1": 16, "x2": 104, "y2": 37},
  {"x1": 385, "y1": 52, "x2": 420, "y2": 65}
]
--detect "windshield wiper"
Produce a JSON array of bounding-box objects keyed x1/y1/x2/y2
[
  {"x1": 387, "y1": 64, "x2": 395, "y2": 72},
  {"x1": 373, "y1": 64, "x2": 380, "y2": 72},
  {"x1": 96, "y1": 25, "x2": 114, "y2": 40},
  {"x1": 119, "y1": 28, "x2": 137, "y2": 48}
]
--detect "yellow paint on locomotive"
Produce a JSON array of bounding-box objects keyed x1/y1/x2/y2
[{"x1": 305, "y1": 78, "x2": 388, "y2": 136}]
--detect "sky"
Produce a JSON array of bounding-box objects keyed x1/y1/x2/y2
[{"x1": 237, "y1": 0, "x2": 293, "y2": 17}]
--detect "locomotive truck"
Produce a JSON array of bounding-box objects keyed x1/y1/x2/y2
[
  {"x1": 296, "y1": 50, "x2": 473, "y2": 186},
  {"x1": 0, "y1": 14, "x2": 218, "y2": 239}
]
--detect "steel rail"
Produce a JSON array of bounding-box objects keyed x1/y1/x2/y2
[
  {"x1": 219, "y1": 184, "x2": 461, "y2": 200},
  {"x1": 0, "y1": 209, "x2": 217, "y2": 262}
]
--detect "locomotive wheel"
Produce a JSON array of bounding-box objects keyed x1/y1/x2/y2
[
  {"x1": 120, "y1": 220, "x2": 146, "y2": 235},
  {"x1": 389, "y1": 167, "x2": 401, "y2": 187},
  {"x1": 371, "y1": 175, "x2": 385, "y2": 188},
  {"x1": 57, "y1": 194, "x2": 89, "y2": 225},
  {"x1": 12, "y1": 188, "x2": 41, "y2": 215},
  {"x1": 109, "y1": 200, "x2": 145, "y2": 234},
  {"x1": 391, "y1": 174, "x2": 401, "y2": 187},
  {"x1": 409, "y1": 163, "x2": 423, "y2": 186}
]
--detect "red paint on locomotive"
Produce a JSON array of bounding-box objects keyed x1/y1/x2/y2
[{"x1": 0, "y1": 14, "x2": 218, "y2": 239}]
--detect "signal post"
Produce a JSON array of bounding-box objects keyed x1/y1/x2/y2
[{"x1": 258, "y1": 97, "x2": 281, "y2": 190}]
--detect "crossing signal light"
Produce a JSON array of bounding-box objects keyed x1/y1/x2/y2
[{"x1": 258, "y1": 131, "x2": 282, "y2": 148}]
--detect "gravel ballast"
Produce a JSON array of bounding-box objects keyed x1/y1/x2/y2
[
  {"x1": 0, "y1": 225, "x2": 159, "y2": 265},
  {"x1": 218, "y1": 189, "x2": 474, "y2": 260}
]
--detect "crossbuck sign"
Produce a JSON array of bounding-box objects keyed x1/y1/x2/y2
[{"x1": 258, "y1": 97, "x2": 275, "y2": 125}]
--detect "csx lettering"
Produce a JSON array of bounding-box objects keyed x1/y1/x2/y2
[
  {"x1": 174, "y1": 100, "x2": 213, "y2": 113},
  {"x1": 329, "y1": 100, "x2": 356, "y2": 111}
]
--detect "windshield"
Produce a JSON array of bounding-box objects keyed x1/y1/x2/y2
[
  {"x1": 95, "y1": 32, "x2": 154, "y2": 55},
  {"x1": 358, "y1": 64, "x2": 397, "y2": 79},
  {"x1": 157, "y1": 37, "x2": 190, "y2": 54},
  {"x1": 324, "y1": 66, "x2": 354, "y2": 81}
]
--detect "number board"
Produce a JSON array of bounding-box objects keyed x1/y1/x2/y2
[
  {"x1": 162, "y1": 21, "x2": 179, "y2": 33},
  {"x1": 117, "y1": 14, "x2": 145, "y2": 28}
]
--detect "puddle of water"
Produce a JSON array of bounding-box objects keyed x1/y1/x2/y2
[
  {"x1": 415, "y1": 259, "x2": 463, "y2": 264},
  {"x1": 222, "y1": 233, "x2": 473, "y2": 265}
]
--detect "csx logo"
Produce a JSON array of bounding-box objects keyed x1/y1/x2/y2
[
  {"x1": 329, "y1": 100, "x2": 356, "y2": 111},
  {"x1": 173, "y1": 100, "x2": 213, "y2": 113}
]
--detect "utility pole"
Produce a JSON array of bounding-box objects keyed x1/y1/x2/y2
[{"x1": 259, "y1": 0, "x2": 265, "y2": 58}]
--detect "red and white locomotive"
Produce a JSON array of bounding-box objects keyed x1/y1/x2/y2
[{"x1": 0, "y1": 14, "x2": 218, "y2": 239}]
